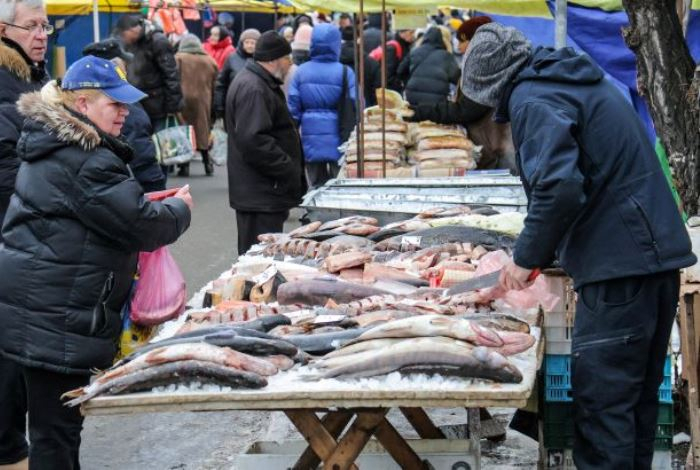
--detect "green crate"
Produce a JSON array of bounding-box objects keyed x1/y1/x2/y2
[{"x1": 543, "y1": 402, "x2": 673, "y2": 450}]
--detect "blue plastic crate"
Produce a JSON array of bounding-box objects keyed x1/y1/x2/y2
[{"x1": 544, "y1": 355, "x2": 672, "y2": 403}]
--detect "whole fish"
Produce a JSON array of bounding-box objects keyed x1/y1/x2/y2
[
  {"x1": 116, "y1": 332, "x2": 298, "y2": 367},
  {"x1": 369, "y1": 220, "x2": 432, "y2": 242},
  {"x1": 319, "y1": 216, "x2": 378, "y2": 232},
  {"x1": 298, "y1": 230, "x2": 347, "y2": 242},
  {"x1": 322, "y1": 337, "x2": 407, "y2": 359},
  {"x1": 375, "y1": 226, "x2": 517, "y2": 253},
  {"x1": 282, "y1": 327, "x2": 370, "y2": 355},
  {"x1": 350, "y1": 310, "x2": 416, "y2": 328},
  {"x1": 289, "y1": 221, "x2": 322, "y2": 238},
  {"x1": 277, "y1": 277, "x2": 389, "y2": 306},
  {"x1": 350, "y1": 315, "x2": 505, "y2": 348},
  {"x1": 319, "y1": 338, "x2": 522, "y2": 383},
  {"x1": 322, "y1": 235, "x2": 375, "y2": 250},
  {"x1": 63, "y1": 360, "x2": 267, "y2": 406},
  {"x1": 338, "y1": 224, "x2": 381, "y2": 236},
  {"x1": 96, "y1": 343, "x2": 278, "y2": 386}
]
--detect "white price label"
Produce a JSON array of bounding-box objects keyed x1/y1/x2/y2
[
  {"x1": 401, "y1": 236, "x2": 422, "y2": 249},
  {"x1": 251, "y1": 265, "x2": 277, "y2": 285},
  {"x1": 313, "y1": 314, "x2": 347, "y2": 324}
]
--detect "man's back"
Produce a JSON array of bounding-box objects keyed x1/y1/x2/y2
[
  {"x1": 507, "y1": 47, "x2": 694, "y2": 286},
  {"x1": 225, "y1": 61, "x2": 305, "y2": 213}
]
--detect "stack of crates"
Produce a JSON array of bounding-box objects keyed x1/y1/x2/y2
[{"x1": 541, "y1": 276, "x2": 673, "y2": 468}]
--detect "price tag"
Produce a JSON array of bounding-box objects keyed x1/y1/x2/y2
[
  {"x1": 250, "y1": 265, "x2": 277, "y2": 286},
  {"x1": 313, "y1": 314, "x2": 347, "y2": 324}
]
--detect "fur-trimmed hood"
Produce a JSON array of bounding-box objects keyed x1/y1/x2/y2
[
  {"x1": 17, "y1": 91, "x2": 101, "y2": 153},
  {"x1": 0, "y1": 39, "x2": 32, "y2": 82}
]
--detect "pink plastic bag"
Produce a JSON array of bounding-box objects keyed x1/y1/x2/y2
[{"x1": 130, "y1": 246, "x2": 186, "y2": 326}]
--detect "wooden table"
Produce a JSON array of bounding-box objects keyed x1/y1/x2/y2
[{"x1": 83, "y1": 334, "x2": 542, "y2": 469}]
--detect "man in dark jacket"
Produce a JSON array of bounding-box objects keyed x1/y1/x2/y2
[
  {"x1": 226, "y1": 31, "x2": 306, "y2": 255},
  {"x1": 462, "y1": 24, "x2": 696, "y2": 469},
  {"x1": 214, "y1": 28, "x2": 260, "y2": 119},
  {"x1": 398, "y1": 26, "x2": 459, "y2": 106},
  {"x1": 405, "y1": 16, "x2": 517, "y2": 172},
  {"x1": 369, "y1": 29, "x2": 414, "y2": 93},
  {"x1": 339, "y1": 26, "x2": 380, "y2": 107},
  {"x1": 114, "y1": 14, "x2": 183, "y2": 128},
  {"x1": 0, "y1": 1, "x2": 50, "y2": 466}
]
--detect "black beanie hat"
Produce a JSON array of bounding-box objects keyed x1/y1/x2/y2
[{"x1": 254, "y1": 31, "x2": 292, "y2": 62}]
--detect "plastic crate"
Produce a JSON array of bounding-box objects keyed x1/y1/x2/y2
[
  {"x1": 543, "y1": 402, "x2": 673, "y2": 451},
  {"x1": 543, "y1": 449, "x2": 672, "y2": 469},
  {"x1": 544, "y1": 355, "x2": 672, "y2": 403},
  {"x1": 544, "y1": 310, "x2": 575, "y2": 354}
]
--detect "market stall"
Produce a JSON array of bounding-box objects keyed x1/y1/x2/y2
[{"x1": 72, "y1": 192, "x2": 560, "y2": 468}]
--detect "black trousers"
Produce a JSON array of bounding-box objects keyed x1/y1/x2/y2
[
  {"x1": 0, "y1": 356, "x2": 27, "y2": 464},
  {"x1": 24, "y1": 367, "x2": 89, "y2": 470},
  {"x1": 236, "y1": 210, "x2": 288, "y2": 255},
  {"x1": 572, "y1": 270, "x2": 679, "y2": 470},
  {"x1": 306, "y1": 162, "x2": 340, "y2": 189}
]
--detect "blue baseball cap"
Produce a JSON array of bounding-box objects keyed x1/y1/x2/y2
[{"x1": 61, "y1": 55, "x2": 147, "y2": 104}]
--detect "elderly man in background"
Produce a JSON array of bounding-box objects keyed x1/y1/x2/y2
[
  {"x1": 0, "y1": 0, "x2": 49, "y2": 468},
  {"x1": 226, "y1": 31, "x2": 306, "y2": 255}
]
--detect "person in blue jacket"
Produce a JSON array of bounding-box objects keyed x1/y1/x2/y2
[
  {"x1": 461, "y1": 24, "x2": 696, "y2": 469},
  {"x1": 288, "y1": 23, "x2": 356, "y2": 189}
]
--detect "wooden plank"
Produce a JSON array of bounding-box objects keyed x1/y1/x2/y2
[
  {"x1": 82, "y1": 396, "x2": 531, "y2": 416},
  {"x1": 683, "y1": 293, "x2": 700, "y2": 468},
  {"x1": 324, "y1": 409, "x2": 388, "y2": 470},
  {"x1": 293, "y1": 410, "x2": 353, "y2": 470},
  {"x1": 400, "y1": 407, "x2": 445, "y2": 439},
  {"x1": 375, "y1": 417, "x2": 430, "y2": 469}
]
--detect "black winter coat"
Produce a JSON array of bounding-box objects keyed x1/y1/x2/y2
[
  {"x1": 214, "y1": 45, "x2": 252, "y2": 118},
  {"x1": 339, "y1": 41, "x2": 380, "y2": 107},
  {"x1": 502, "y1": 47, "x2": 696, "y2": 287},
  {"x1": 0, "y1": 92, "x2": 191, "y2": 374},
  {"x1": 126, "y1": 25, "x2": 183, "y2": 121},
  {"x1": 0, "y1": 39, "x2": 48, "y2": 206},
  {"x1": 398, "y1": 28, "x2": 459, "y2": 106},
  {"x1": 226, "y1": 61, "x2": 306, "y2": 212},
  {"x1": 122, "y1": 103, "x2": 166, "y2": 186}
]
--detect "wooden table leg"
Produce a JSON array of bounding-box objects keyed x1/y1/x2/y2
[
  {"x1": 478, "y1": 408, "x2": 506, "y2": 442},
  {"x1": 683, "y1": 293, "x2": 700, "y2": 468},
  {"x1": 324, "y1": 409, "x2": 389, "y2": 470},
  {"x1": 375, "y1": 417, "x2": 431, "y2": 469},
  {"x1": 292, "y1": 410, "x2": 353, "y2": 470},
  {"x1": 400, "y1": 407, "x2": 445, "y2": 439},
  {"x1": 285, "y1": 410, "x2": 358, "y2": 470}
]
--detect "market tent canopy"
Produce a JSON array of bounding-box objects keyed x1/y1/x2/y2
[
  {"x1": 46, "y1": 0, "x2": 297, "y2": 15},
  {"x1": 289, "y1": 0, "x2": 700, "y2": 17}
]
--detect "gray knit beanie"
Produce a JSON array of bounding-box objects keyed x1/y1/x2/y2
[
  {"x1": 461, "y1": 24, "x2": 532, "y2": 108},
  {"x1": 178, "y1": 34, "x2": 205, "y2": 54}
]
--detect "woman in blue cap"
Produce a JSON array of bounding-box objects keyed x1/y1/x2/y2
[{"x1": 0, "y1": 55, "x2": 192, "y2": 469}]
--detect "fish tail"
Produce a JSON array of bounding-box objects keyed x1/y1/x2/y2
[{"x1": 60, "y1": 388, "x2": 85, "y2": 400}]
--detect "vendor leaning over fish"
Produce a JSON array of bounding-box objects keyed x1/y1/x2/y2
[{"x1": 460, "y1": 24, "x2": 696, "y2": 469}]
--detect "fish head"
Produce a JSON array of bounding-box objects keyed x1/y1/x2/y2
[
  {"x1": 499, "y1": 333, "x2": 536, "y2": 356},
  {"x1": 470, "y1": 323, "x2": 505, "y2": 348}
]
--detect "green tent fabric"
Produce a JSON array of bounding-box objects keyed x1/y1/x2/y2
[{"x1": 656, "y1": 139, "x2": 687, "y2": 222}]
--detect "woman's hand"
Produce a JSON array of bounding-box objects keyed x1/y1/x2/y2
[{"x1": 174, "y1": 184, "x2": 193, "y2": 210}]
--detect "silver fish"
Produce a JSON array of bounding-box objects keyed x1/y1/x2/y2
[
  {"x1": 319, "y1": 337, "x2": 522, "y2": 383},
  {"x1": 63, "y1": 360, "x2": 267, "y2": 406}
]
